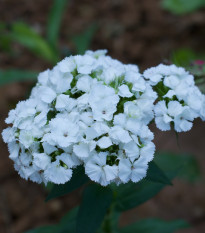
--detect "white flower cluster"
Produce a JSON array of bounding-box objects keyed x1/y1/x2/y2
[
  {"x1": 144, "y1": 64, "x2": 205, "y2": 132},
  {"x1": 2, "y1": 51, "x2": 205, "y2": 186}
]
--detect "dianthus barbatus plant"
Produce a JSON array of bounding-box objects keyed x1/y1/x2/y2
[{"x1": 2, "y1": 50, "x2": 205, "y2": 187}]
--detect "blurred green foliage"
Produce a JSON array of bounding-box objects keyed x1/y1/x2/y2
[
  {"x1": 162, "y1": 0, "x2": 205, "y2": 14},
  {"x1": 46, "y1": 165, "x2": 88, "y2": 201},
  {"x1": 155, "y1": 152, "x2": 201, "y2": 183},
  {"x1": 0, "y1": 0, "x2": 97, "y2": 86},
  {"x1": 171, "y1": 48, "x2": 205, "y2": 93},
  {"x1": 172, "y1": 49, "x2": 205, "y2": 67},
  {"x1": 0, "y1": 70, "x2": 38, "y2": 86},
  {"x1": 72, "y1": 23, "x2": 98, "y2": 55},
  {"x1": 24, "y1": 151, "x2": 201, "y2": 233},
  {"x1": 119, "y1": 218, "x2": 189, "y2": 233},
  {"x1": 47, "y1": 0, "x2": 69, "y2": 50},
  {"x1": 6, "y1": 22, "x2": 58, "y2": 63}
]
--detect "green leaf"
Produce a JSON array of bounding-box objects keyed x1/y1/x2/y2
[
  {"x1": 46, "y1": 165, "x2": 89, "y2": 201},
  {"x1": 77, "y1": 184, "x2": 113, "y2": 233},
  {"x1": 0, "y1": 34, "x2": 12, "y2": 52},
  {"x1": 72, "y1": 24, "x2": 98, "y2": 54},
  {"x1": 47, "y1": 0, "x2": 69, "y2": 49},
  {"x1": 146, "y1": 161, "x2": 173, "y2": 185},
  {"x1": 0, "y1": 69, "x2": 38, "y2": 85},
  {"x1": 119, "y1": 218, "x2": 190, "y2": 233},
  {"x1": 162, "y1": 0, "x2": 205, "y2": 15},
  {"x1": 115, "y1": 170, "x2": 176, "y2": 212},
  {"x1": 155, "y1": 152, "x2": 201, "y2": 183},
  {"x1": 115, "y1": 181, "x2": 166, "y2": 212},
  {"x1": 172, "y1": 49, "x2": 198, "y2": 67},
  {"x1": 58, "y1": 207, "x2": 78, "y2": 233},
  {"x1": 171, "y1": 49, "x2": 205, "y2": 67},
  {"x1": 25, "y1": 207, "x2": 78, "y2": 233},
  {"x1": 9, "y1": 22, "x2": 58, "y2": 63}
]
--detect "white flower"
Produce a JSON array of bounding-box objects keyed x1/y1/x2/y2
[
  {"x1": 85, "y1": 152, "x2": 118, "y2": 186},
  {"x1": 119, "y1": 157, "x2": 148, "y2": 183},
  {"x1": 154, "y1": 101, "x2": 172, "y2": 131},
  {"x1": 91, "y1": 99, "x2": 118, "y2": 121},
  {"x1": 2, "y1": 128, "x2": 16, "y2": 143},
  {"x1": 57, "y1": 153, "x2": 80, "y2": 168},
  {"x1": 140, "y1": 142, "x2": 155, "y2": 162},
  {"x1": 173, "y1": 108, "x2": 195, "y2": 132},
  {"x1": 38, "y1": 86, "x2": 56, "y2": 103},
  {"x1": 73, "y1": 142, "x2": 90, "y2": 159},
  {"x1": 89, "y1": 83, "x2": 119, "y2": 104},
  {"x1": 118, "y1": 84, "x2": 133, "y2": 97},
  {"x1": 37, "y1": 70, "x2": 49, "y2": 86},
  {"x1": 125, "y1": 71, "x2": 146, "y2": 92},
  {"x1": 44, "y1": 159, "x2": 73, "y2": 184},
  {"x1": 58, "y1": 57, "x2": 76, "y2": 73},
  {"x1": 33, "y1": 153, "x2": 51, "y2": 170},
  {"x1": 124, "y1": 64, "x2": 139, "y2": 73},
  {"x1": 123, "y1": 141, "x2": 140, "y2": 161},
  {"x1": 76, "y1": 75, "x2": 95, "y2": 93},
  {"x1": 155, "y1": 100, "x2": 196, "y2": 132},
  {"x1": 55, "y1": 94, "x2": 76, "y2": 111},
  {"x1": 74, "y1": 55, "x2": 96, "y2": 74},
  {"x1": 86, "y1": 49, "x2": 107, "y2": 58},
  {"x1": 43, "y1": 117, "x2": 79, "y2": 147},
  {"x1": 97, "y1": 136, "x2": 112, "y2": 149},
  {"x1": 109, "y1": 125, "x2": 132, "y2": 144},
  {"x1": 19, "y1": 130, "x2": 34, "y2": 148},
  {"x1": 143, "y1": 67, "x2": 163, "y2": 85},
  {"x1": 8, "y1": 142, "x2": 20, "y2": 161},
  {"x1": 200, "y1": 95, "x2": 205, "y2": 121},
  {"x1": 101, "y1": 67, "x2": 119, "y2": 84},
  {"x1": 49, "y1": 67, "x2": 73, "y2": 93}
]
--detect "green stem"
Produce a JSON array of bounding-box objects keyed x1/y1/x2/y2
[
  {"x1": 101, "y1": 203, "x2": 115, "y2": 233},
  {"x1": 99, "y1": 200, "x2": 119, "y2": 233}
]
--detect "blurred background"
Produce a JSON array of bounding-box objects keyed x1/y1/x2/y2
[{"x1": 0, "y1": 0, "x2": 205, "y2": 232}]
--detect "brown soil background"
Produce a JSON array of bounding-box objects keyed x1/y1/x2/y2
[{"x1": 0, "y1": 0, "x2": 205, "y2": 232}]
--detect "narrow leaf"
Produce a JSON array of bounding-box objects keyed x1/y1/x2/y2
[
  {"x1": 115, "y1": 171, "x2": 176, "y2": 212},
  {"x1": 119, "y1": 218, "x2": 190, "y2": 233},
  {"x1": 77, "y1": 184, "x2": 113, "y2": 233},
  {"x1": 0, "y1": 69, "x2": 38, "y2": 85},
  {"x1": 10, "y1": 22, "x2": 58, "y2": 63},
  {"x1": 155, "y1": 152, "x2": 201, "y2": 183},
  {"x1": 46, "y1": 165, "x2": 88, "y2": 201},
  {"x1": 162, "y1": 0, "x2": 205, "y2": 15},
  {"x1": 146, "y1": 161, "x2": 172, "y2": 185},
  {"x1": 58, "y1": 207, "x2": 78, "y2": 233},
  {"x1": 72, "y1": 24, "x2": 98, "y2": 54},
  {"x1": 47, "y1": 0, "x2": 69, "y2": 49}
]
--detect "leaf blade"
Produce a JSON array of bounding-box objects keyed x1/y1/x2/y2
[
  {"x1": 72, "y1": 23, "x2": 98, "y2": 54},
  {"x1": 10, "y1": 22, "x2": 57, "y2": 63},
  {"x1": 115, "y1": 171, "x2": 176, "y2": 212},
  {"x1": 155, "y1": 152, "x2": 201, "y2": 183},
  {"x1": 47, "y1": 0, "x2": 69, "y2": 49},
  {"x1": 77, "y1": 184, "x2": 113, "y2": 233},
  {"x1": 161, "y1": 0, "x2": 205, "y2": 15},
  {"x1": 46, "y1": 165, "x2": 89, "y2": 201},
  {"x1": 0, "y1": 69, "x2": 38, "y2": 85},
  {"x1": 119, "y1": 218, "x2": 190, "y2": 233},
  {"x1": 146, "y1": 161, "x2": 172, "y2": 185}
]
